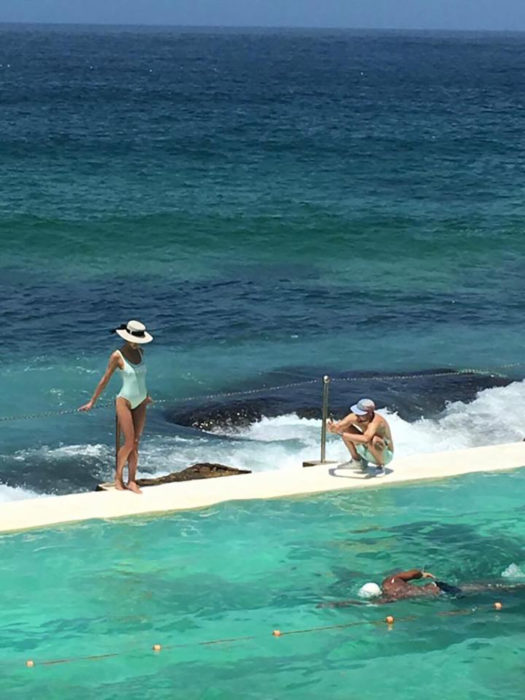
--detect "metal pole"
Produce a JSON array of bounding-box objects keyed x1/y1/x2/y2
[{"x1": 320, "y1": 375, "x2": 330, "y2": 463}]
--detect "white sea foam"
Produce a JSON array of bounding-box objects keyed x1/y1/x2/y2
[
  {"x1": 139, "y1": 379, "x2": 525, "y2": 475},
  {"x1": 224, "y1": 379, "x2": 525, "y2": 461},
  {"x1": 136, "y1": 426, "x2": 321, "y2": 476},
  {"x1": 501, "y1": 563, "x2": 525, "y2": 579},
  {"x1": 0, "y1": 484, "x2": 40, "y2": 503},
  {"x1": 386, "y1": 378, "x2": 525, "y2": 456},
  {"x1": 2, "y1": 380, "x2": 524, "y2": 503},
  {"x1": 13, "y1": 443, "x2": 111, "y2": 461}
]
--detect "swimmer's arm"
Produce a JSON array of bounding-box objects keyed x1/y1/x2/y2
[
  {"x1": 393, "y1": 569, "x2": 435, "y2": 582},
  {"x1": 79, "y1": 352, "x2": 121, "y2": 411}
]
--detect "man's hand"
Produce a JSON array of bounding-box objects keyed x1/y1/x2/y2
[{"x1": 422, "y1": 571, "x2": 436, "y2": 579}]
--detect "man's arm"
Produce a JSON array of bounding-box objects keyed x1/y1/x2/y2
[
  {"x1": 328, "y1": 413, "x2": 357, "y2": 434},
  {"x1": 361, "y1": 414, "x2": 383, "y2": 442}
]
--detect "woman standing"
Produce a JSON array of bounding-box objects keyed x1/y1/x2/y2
[{"x1": 79, "y1": 320, "x2": 153, "y2": 493}]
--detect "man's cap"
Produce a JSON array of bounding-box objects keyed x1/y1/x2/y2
[{"x1": 351, "y1": 398, "x2": 376, "y2": 416}]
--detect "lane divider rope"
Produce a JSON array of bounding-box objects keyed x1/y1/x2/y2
[{"x1": 15, "y1": 601, "x2": 505, "y2": 669}]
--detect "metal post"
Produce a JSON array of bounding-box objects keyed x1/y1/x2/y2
[
  {"x1": 303, "y1": 374, "x2": 336, "y2": 467},
  {"x1": 320, "y1": 375, "x2": 330, "y2": 463}
]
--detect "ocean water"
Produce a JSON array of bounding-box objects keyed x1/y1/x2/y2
[
  {"x1": 0, "y1": 25, "x2": 524, "y2": 498},
  {"x1": 0, "y1": 25, "x2": 524, "y2": 697}
]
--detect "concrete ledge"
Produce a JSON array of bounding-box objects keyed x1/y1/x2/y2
[{"x1": 1, "y1": 441, "x2": 524, "y2": 534}]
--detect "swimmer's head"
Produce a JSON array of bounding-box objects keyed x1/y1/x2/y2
[{"x1": 358, "y1": 582, "x2": 382, "y2": 599}]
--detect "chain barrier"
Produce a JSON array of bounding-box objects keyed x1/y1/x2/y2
[
  {"x1": 150, "y1": 378, "x2": 320, "y2": 406},
  {"x1": 0, "y1": 362, "x2": 523, "y2": 425},
  {"x1": 0, "y1": 407, "x2": 81, "y2": 423},
  {"x1": 334, "y1": 368, "x2": 507, "y2": 382},
  {"x1": 0, "y1": 379, "x2": 319, "y2": 424}
]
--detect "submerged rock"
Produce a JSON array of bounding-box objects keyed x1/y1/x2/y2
[
  {"x1": 168, "y1": 398, "x2": 289, "y2": 431},
  {"x1": 135, "y1": 462, "x2": 251, "y2": 487}
]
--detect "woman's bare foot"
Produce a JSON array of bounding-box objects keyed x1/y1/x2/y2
[
  {"x1": 114, "y1": 480, "x2": 126, "y2": 491},
  {"x1": 127, "y1": 481, "x2": 142, "y2": 494}
]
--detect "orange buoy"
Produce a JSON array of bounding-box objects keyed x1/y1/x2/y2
[
  {"x1": 272, "y1": 630, "x2": 282, "y2": 637},
  {"x1": 494, "y1": 602, "x2": 502, "y2": 611},
  {"x1": 152, "y1": 644, "x2": 162, "y2": 652},
  {"x1": 385, "y1": 615, "x2": 394, "y2": 625},
  {"x1": 26, "y1": 660, "x2": 35, "y2": 668}
]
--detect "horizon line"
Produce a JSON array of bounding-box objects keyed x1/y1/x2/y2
[{"x1": 1, "y1": 20, "x2": 524, "y2": 34}]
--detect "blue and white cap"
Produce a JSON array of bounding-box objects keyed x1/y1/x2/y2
[{"x1": 351, "y1": 398, "x2": 376, "y2": 416}]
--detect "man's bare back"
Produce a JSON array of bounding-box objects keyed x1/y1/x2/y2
[{"x1": 379, "y1": 569, "x2": 440, "y2": 601}]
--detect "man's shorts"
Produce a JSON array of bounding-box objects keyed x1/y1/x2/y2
[{"x1": 356, "y1": 444, "x2": 394, "y2": 466}]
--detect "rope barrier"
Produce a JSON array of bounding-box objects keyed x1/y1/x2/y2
[
  {"x1": 0, "y1": 379, "x2": 319, "y2": 424},
  {"x1": 15, "y1": 600, "x2": 505, "y2": 669},
  {"x1": 0, "y1": 361, "x2": 523, "y2": 424},
  {"x1": 0, "y1": 407, "x2": 81, "y2": 423},
  {"x1": 151, "y1": 378, "x2": 320, "y2": 405},
  {"x1": 334, "y1": 368, "x2": 507, "y2": 382}
]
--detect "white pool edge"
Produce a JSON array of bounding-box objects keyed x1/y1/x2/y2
[{"x1": 1, "y1": 441, "x2": 524, "y2": 534}]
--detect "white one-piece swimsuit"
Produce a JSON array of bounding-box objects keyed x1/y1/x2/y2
[{"x1": 116, "y1": 350, "x2": 147, "y2": 409}]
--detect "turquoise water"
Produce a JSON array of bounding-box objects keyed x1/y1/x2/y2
[{"x1": 1, "y1": 470, "x2": 524, "y2": 698}]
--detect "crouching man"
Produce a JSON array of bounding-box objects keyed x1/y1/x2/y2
[{"x1": 328, "y1": 398, "x2": 394, "y2": 476}]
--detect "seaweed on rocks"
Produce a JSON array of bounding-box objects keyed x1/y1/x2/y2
[{"x1": 135, "y1": 463, "x2": 251, "y2": 487}]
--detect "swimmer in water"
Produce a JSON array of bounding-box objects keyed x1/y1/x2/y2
[{"x1": 319, "y1": 568, "x2": 525, "y2": 607}]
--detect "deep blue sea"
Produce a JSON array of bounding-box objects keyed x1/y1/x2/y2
[{"x1": 1, "y1": 25, "x2": 525, "y2": 699}]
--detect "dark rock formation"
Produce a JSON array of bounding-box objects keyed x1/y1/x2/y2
[
  {"x1": 165, "y1": 369, "x2": 512, "y2": 429},
  {"x1": 169, "y1": 398, "x2": 289, "y2": 431}
]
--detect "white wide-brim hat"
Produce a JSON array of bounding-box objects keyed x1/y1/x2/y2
[{"x1": 115, "y1": 320, "x2": 153, "y2": 344}]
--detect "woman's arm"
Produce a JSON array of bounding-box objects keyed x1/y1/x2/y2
[{"x1": 78, "y1": 352, "x2": 121, "y2": 411}]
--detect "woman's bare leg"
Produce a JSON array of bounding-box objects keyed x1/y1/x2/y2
[
  {"x1": 115, "y1": 398, "x2": 135, "y2": 490},
  {"x1": 126, "y1": 400, "x2": 147, "y2": 494}
]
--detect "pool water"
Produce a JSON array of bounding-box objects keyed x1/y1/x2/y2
[{"x1": 1, "y1": 470, "x2": 524, "y2": 699}]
